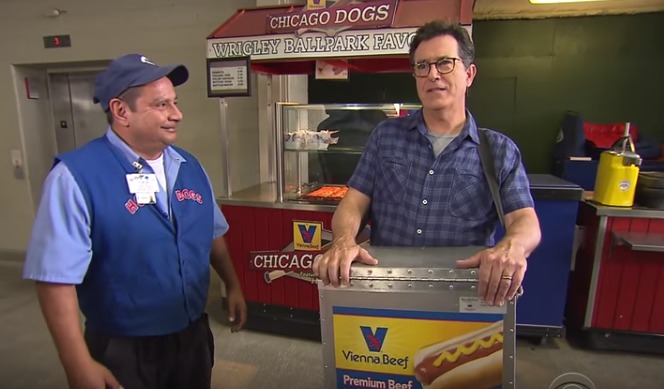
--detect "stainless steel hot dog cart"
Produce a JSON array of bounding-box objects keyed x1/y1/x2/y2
[{"x1": 319, "y1": 245, "x2": 517, "y2": 389}]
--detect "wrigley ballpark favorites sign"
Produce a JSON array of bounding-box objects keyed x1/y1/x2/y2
[
  {"x1": 207, "y1": 27, "x2": 416, "y2": 60},
  {"x1": 206, "y1": 0, "x2": 420, "y2": 61}
]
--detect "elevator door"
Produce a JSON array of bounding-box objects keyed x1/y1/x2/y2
[{"x1": 50, "y1": 72, "x2": 108, "y2": 154}]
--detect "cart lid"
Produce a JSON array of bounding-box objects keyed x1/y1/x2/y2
[
  {"x1": 206, "y1": 0, "x2": 474, "y2": 75},
  {"x1": 348, "y1": 245, "x2": 484, "y2": 282}
]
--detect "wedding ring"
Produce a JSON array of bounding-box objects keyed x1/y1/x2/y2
[{"x1": 501, "y1": 275, "x2": 513, "y2": 280}]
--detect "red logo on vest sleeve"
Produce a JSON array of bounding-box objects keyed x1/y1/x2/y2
[{"x1": 175, "y1": 189, "x2": 203, "y2": 204}]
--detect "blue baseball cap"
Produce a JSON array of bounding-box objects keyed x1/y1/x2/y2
[{"x1": 93, "y1": 54, "x2": 189, "y2": 111}]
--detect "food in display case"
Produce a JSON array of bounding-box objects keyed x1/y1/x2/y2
[{"x1": 302, "y1": 185, "x2": 349, "y2": 201}]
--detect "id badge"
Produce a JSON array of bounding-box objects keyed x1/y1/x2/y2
[
  {"x1": 126, "y1": 174, "x2": 160, "y2": 194},
  {"x1": 136, "y1": 192, "x2": 157, "y2": 205}
]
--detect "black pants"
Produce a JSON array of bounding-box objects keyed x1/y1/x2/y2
[{"x1": 84, "y1": 314, "x2": 214, "y2": 389}]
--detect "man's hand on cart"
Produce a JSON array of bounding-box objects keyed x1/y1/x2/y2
[
  {"x1": 456, "y1": 240, "x2": 527, "y2": 306},
  {"x1": 312, "y1": 235, "x2": 378, "y2": 287}
]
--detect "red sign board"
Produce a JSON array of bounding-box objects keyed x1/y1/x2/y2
[{"x1": 266, "y1": 0, "x2": 398, "y2": 35}]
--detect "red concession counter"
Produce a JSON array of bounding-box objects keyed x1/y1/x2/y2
[
  {"x1": 566, "y1": 200, "x2": 664, "y2": 355},
  {"x1": 222, "y1": 203, "x2": 335, "y2": 338}
]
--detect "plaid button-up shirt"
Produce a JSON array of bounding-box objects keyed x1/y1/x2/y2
[{"x1": 348, "y1": 110, "x2": 534, "y2": 247}]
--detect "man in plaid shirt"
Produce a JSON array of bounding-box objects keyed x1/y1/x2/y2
[{"x1": 313, "y1": 21, "x2": 541, "y2": 307}]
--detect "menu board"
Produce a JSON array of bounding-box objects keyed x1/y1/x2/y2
[{"x1": 206, "y1": 57, "x2": 251, "y2": 97}]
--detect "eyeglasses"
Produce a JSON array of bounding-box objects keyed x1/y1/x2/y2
[{"x1": 411, "y1": 57, "x2": 462, "y2": 78}]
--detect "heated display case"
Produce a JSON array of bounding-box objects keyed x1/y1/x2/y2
[{"x1": 276, "y1": 103, "x2": 421, "y2": 205}]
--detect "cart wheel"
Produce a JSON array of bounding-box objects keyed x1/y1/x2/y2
[{"x1": 548, "y1": 372, "x2": 596, "y2": 389}]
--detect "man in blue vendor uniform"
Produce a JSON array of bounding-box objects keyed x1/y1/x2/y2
[
  {"x1": 313, "y1": 21, "x2": 542, "y2": 307},
  {"x1": 23, "y1": 54, "x2": 247, "y2": 389}
]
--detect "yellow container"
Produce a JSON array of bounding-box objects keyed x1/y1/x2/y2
[{"x1": 593, "y1": 150, "x2": 641, "y2": 207}]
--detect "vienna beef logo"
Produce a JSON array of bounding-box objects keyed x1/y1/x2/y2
[
  {"x1": 266, "y1": 0, "x2": 397, "y2": 35},
  {"x1": 361, "y1": 326, "x2": 387, "y2": 352},
  {"x1": 293, "y1": 221, "x2": 322, "y2": 251},
  {"x1": 342, "y1": 325, "x2": 409, "y2": 370},
  {"x1": 306, "y1": 0, "x2": 326, "y2": 11}
]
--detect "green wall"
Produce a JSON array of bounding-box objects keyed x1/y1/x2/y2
[{"x1": 308, "y1": 12, "x2": 664, "y2": 174}]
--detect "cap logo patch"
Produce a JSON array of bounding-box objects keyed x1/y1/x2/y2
[{"x1": 140, "y1": 56, "x2": 156, "y2": 66}]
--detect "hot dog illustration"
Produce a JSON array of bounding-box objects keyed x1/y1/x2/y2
[{"x1": 413, "y1": 320, "x2": 503, "y2": 389}]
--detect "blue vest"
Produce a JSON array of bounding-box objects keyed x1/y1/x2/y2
[{"x1": 56, "y1": 137, "x2": 214, "y2": 337}]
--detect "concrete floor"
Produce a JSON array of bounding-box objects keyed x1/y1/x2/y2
[{"x1": 1, "y1": 255, "x2": 663, "y2": 389}]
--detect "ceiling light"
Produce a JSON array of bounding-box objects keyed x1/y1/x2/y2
[{"x1": 530, "y1": 0, "x2": 619, "y2": 4}]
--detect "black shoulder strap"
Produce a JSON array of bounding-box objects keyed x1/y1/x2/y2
[{"x1": 478, "y1": 129, "x2": 506, "y2": 227}]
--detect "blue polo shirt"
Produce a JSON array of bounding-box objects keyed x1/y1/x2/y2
[
  {"x1": 23, "y1": 129, "x2": 228, "y2": 336},
  {"x1": 349, "y1": 110, "x2": 533, "y2": 247}
]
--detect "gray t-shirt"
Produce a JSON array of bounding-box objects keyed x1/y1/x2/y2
[{"x1": 425, "y1": 132, "x2": 457, "y2": 157}]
